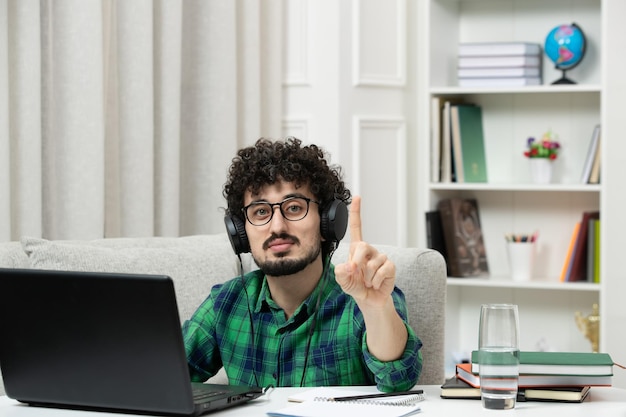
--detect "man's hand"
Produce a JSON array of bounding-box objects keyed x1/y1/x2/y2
[
  {"x1": 334, "y1": 196, "x2": 396, "y2": 308},
  {"x1": 334, "y1": 196, "x2": 407, "y2": 362}
]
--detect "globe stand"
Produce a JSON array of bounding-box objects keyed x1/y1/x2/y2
[{"x1": 551, "y1": 69, "x2": 576, "y2": 85}]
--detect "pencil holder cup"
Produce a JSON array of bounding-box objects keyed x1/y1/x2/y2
[{"x1": 507, "y1": 242, "x2": 535, "y2": 281}]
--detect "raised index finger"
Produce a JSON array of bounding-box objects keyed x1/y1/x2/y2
[{"x1": 349, "y1": 195, "x2": 363, "y2": 243}]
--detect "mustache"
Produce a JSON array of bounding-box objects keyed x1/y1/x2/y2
[{"x1": 263, "y1": 233, "x2": 300, "y2": 250}]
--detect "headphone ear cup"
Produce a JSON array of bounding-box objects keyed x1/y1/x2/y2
[
  {"x1": 320, "y1": 199, "x2": 349, "y2": 243},
  {"x1": 224, "y1": 215, "x2": 250, "y2": 255}
]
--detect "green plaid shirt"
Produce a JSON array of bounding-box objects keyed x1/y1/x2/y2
[{"x1": 182, "y1": 267, "x2": 422, "y2": 392}]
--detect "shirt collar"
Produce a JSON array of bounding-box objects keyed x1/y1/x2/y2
[{"x1": 253, "y1": 264, "x2": 336, "y2": 319}]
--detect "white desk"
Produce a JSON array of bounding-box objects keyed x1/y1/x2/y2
[{"x1": 1, "y1": 385, "x2": 625, "y2": 416}]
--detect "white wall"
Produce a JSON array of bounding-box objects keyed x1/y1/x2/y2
[{"x1": 282, "y1": 0, "x2": 415, "y2": 247}]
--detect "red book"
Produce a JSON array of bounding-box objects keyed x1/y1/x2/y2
[
  {"x1": 569, "y1": 211, "x2": 600, "y2": 281},
  {"x1": 455, "y1": 362, "x2": 611, "y2": 388}
]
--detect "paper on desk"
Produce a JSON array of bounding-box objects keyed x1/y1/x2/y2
[
  {"x1": 267, "y1": 400, "x2": 421, "y2": 417},
  {"x1": 270, "y1": 387, "x2": 422, "y2": 417}
]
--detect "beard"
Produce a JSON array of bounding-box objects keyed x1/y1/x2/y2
[{"x1": 253, "y1": 233, "x2": 322, "y2": 276}]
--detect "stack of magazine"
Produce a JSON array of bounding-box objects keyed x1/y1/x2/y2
[{"x1": 457, "y1": 42, "x2": 543, "y2": 87}]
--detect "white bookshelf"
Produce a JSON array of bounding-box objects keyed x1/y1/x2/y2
[{"x1": 415, "y1": 0, "x2": 615, "y2": 377}]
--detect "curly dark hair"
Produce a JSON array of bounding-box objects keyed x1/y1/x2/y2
[{"x1": 223, "y1": 137, "x2": 351, "y2": 255}]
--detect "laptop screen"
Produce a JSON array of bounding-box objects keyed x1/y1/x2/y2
[{"x1": 0, "y1": 268, "x2": 262, "y2": 416}]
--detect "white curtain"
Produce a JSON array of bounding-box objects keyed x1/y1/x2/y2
[{"x1": 0, "y1": 0, "x2": 283, "y2": 241}]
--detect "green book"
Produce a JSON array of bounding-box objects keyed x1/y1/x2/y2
[
  {"x1": 450, "y1": 104, "x2": 488, "y2": 183},
  {"x1": 471, "y1": 351, "x2": 613, "y2": 376},
  {"x1": 587, "y1": 218, "x2": 597, "y2": 282}
]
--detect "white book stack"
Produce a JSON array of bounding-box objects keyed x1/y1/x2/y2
[{"x1": 458, "y1": 42, "x2": 543, "y2": 87}]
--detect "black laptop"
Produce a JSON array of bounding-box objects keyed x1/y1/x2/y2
[{"x1": 0, "y1": 268, "x2": 263, "y2": 416}]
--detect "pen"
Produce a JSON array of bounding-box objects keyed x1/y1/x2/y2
[
  {"x1": 531, "y1": 230, "x2": 539, "y2": 242},
  {"x1": 330, "y1": 389, "x2": 424, "y2": 402}
]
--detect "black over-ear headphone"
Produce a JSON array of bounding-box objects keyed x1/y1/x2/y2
[{"x1": 224, "y1": 199, "x2": 349, "y2": 255}]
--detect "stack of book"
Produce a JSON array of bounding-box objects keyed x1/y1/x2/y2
[
  {"x1": 441, "y1": 351, "x2": 614, "y2": 403},
  {"x1": 430, "y1": 97, "x2": 488, "y2": 184},
  {"x1": 560, "y1": 210, "x2": 601, "y2": 282},
  {"x1": 457, "y1": 42, "x2": 543, "y2": 87}
]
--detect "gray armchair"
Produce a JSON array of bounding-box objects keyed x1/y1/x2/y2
[{"x1": 0, "y1": 235, "x2": 447, "y2": 395}]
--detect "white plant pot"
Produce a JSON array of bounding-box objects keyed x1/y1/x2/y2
[{"x1": 529, "y1": 158, "x2": 553, "y2": 184}]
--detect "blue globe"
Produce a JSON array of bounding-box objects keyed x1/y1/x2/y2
[{"x1": 544, "y1": 23, "x2": 586, "y2": 84}]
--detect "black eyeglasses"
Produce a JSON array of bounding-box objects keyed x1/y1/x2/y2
[{"x1": 242, "y1": 197, "x2": 320, "y2": 226}]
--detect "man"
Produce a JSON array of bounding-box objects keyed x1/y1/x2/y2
[{"x1": 182, "y1": 138, "x2": 422, "y2": 392}]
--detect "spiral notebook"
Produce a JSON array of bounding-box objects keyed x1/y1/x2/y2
[{"x1": 267, "y1": 387, "x2": 424, "y2": 417}]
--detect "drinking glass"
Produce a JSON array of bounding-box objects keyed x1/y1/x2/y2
[{"x1": 478, "y1": 304, "x2": 520, "y2": 410}]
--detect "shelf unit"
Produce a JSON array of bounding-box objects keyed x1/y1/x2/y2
[{"x1": 415, "y1": 0, "x2": 608, "y2": 376}]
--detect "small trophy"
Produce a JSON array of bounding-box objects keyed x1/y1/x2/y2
[{"x1": 575, "y1": 303, "x2": 599, "y2": 352}]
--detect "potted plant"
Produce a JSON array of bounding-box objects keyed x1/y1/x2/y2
[{"x1": 524, "y1": 131, "x2": 560, "y2": 183}]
